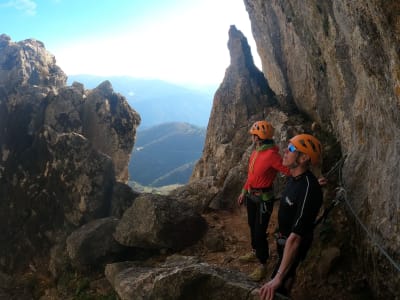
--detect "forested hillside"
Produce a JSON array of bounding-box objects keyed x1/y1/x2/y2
[{"x1": 128, "y1": 122, "x2": 205, "y2": 187}]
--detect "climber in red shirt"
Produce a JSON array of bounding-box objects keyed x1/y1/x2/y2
[{"x1": 237, "y1": 120, "x2": 290, "y2": 282}]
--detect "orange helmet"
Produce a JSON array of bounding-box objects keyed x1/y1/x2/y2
[
  {"x1": 289, "y1": 134, "x2": 322, "y2": 165},
  {"x1": 249, "y1": 121, "x2": 274, "y2": 140}
]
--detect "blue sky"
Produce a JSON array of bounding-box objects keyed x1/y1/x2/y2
[{"x1": 0, "y1": 0, "x2": 260, "y2": 87}]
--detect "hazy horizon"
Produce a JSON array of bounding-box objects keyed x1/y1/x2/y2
[{"x1": 0, "y1": 0, "x2": 261, "y2": 87}]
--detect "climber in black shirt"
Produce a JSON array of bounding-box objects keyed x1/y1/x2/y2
[{"x1": 260, "y1": 134, "x2": 323, "y2": 300}]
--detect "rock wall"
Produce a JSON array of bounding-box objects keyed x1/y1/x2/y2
[
  {"x1": 244, "y1": 0, "x2": 400, "y2": 297},
  {"x1": 0, "y1": 34, "x2": 140, "y2": 272},
  {"x1": 190, "y1": 26, "x2": 279, "y2": 209}
]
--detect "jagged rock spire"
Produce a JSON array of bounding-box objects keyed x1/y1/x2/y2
[{"x1": 188, "y1": 25, "x2": 277, "y2": 209}]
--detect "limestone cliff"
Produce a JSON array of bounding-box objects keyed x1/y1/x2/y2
[
  {"x1": 0, "y1": 34, "x2": 140, "y2": 272},
  {"x1": 243, "y1": 0, "x2": 400, "y2": 297}
]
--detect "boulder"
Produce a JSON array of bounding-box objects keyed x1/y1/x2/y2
[
  {"x1": 66, "y1": 217, "x2": 124, "y2": 269},
  {"x1": 114, "y1": 194, "x2": 207, "y2": 250},
  {"x1": 105, "y1": 255, "x2": 265, "y2": 300}
]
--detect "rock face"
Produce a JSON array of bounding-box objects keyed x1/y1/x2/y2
[
  {"x1": 0, "y1": 34, "x2": 140, "y2": 272},
  {"x1": 243, "y1": 0, "x2": 400, "y2": 297},
  {"x1": 0, "y1": 34, "x2": 66, "y2": 92},
  {"x1": 190, "y1": 26, "x2": 279, "y2": 210}
]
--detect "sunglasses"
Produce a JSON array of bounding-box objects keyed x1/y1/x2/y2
[{"x1": 287, "y1": 143, "x2": 297, "y2": 153}]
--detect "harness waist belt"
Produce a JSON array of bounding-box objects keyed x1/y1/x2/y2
[{"x1": 250, "y1": 187, "x2": 273, "y2": 193}]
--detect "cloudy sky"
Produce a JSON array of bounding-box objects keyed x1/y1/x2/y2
[{"x1": 0, "y1": 0, "x2": 260, "y2": 87}]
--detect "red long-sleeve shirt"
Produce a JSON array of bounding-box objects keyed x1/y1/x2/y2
[{"x1": 243, "y1": 145, "x2": 290, "y2": 191}]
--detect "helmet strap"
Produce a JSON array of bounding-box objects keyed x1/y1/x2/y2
[
  {"x1": 289, "y1": 152, "x2": 311, "y2": 169},
  {"x1": 287, "y1": 152, "x2": 300, "y2": 169}
]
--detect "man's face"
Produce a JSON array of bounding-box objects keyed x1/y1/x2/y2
[
  {"x1": 283, "y1": 143, "x2": 298, "y2": 167},
  {"x1": 283, "y1": 143, "x2": 311, "y2": 167}
]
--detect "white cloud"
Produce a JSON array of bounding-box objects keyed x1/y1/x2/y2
[{"x1": 0, "y1": 0, "x2": 37, "y2": 15}]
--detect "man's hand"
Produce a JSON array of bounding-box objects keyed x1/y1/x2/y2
[
  {"x1": 259, "y1": 277, "x2": 282, "y2": 300},
  {"x1": 318, "y1": 176, "x2": 327, "y2": 186},
  {"x1": 237, "y1": 193, "x2": 245, "y2": 206}
]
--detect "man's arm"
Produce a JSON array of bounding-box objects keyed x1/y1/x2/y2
[
  {"x1": 273, "y1": 233, "x2": 302, "y2": 279},
  {"x1": 271, "y1": 152, "x2": 291, "y2": 176},
  {"x1": 259, "y1": 233, "x2": 302, "y2": 300}
]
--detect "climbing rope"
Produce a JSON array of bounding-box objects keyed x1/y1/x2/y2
[
  {"x1": 323, "y1": 154, "x2": 347, "y2": 179},
  {"x1": 314, "y1": 186, "x2": 344, "y2": 227},
  {"x1": 313, "y1": 155, "x2": 347, "y2": 226},
  {"x1": 339, "y1": 186, "x2": 400, "y2": 273},
  {"x1": 321, "y1": 155, "x2": 400, "y2": 273}
]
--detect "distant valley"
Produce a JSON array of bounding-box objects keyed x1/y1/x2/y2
[
  {"x1": 67, "y1": 75, "x2": 210, "y2": 188},
  {"x1": 128, "y1": 122, "x2": 206, "y2": 187},
  {"x1": 67, "y1": 75, "x2": 216, "y2": 128}
]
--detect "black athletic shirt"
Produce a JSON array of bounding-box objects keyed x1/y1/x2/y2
[{"x1": 278, "y1": 170, "x2": 323, "y2": 237}]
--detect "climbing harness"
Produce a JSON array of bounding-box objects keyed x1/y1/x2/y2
[
  {"x1": 248, "y1": 187, "x2": 274, "y2": 224},
  {"x1": 246, "y1": 187, "x2": 274, "y2": 204},
  {"x1": 275, "y1": 232, "x2": 288, "y2": 247}
]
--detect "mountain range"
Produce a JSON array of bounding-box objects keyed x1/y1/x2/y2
[
  {"x1": 128, "y1": 122, "x2": 206, "y2": 187},
  {"x1": 67, "y1": 75, "x2": 210, "y2": 187},
  {"x1": 67, "y1": 75, "x2": 216, "y2": 128}
]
